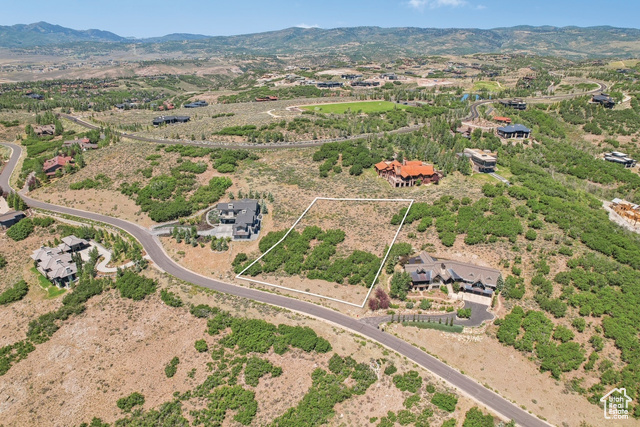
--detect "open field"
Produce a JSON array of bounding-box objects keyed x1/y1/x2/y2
[
  {"x1": 0, "y1": 268, "x2": 483, "y2": 426},
  {"x1": 472, "y1": 81, "x2": 502, "y2": 92},
  {"x1": 300, "y1": 100, "x2": 409, "y2": 114}
]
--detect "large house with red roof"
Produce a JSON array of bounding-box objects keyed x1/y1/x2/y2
[
  {"x1": 43, "y1": 155, "x2": 74, "y2": 177},
  {"x1": 374, "y1": 159, "x2": 441, "y2": 187}
]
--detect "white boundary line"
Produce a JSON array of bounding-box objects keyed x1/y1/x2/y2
[{"x1": 236, "y1": 197, "x2": 414, "y2": 307}]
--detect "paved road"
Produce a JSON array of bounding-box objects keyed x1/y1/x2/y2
[
  {"x1": 0, "y1": 142, "x2": 550, "y2": 427},
  {"x1": 464, "y1": 80, "x2": 608, "y2": 121},
  {"x1": 58, "y1": 113, "x2": 421, "y2": 150},
  {"x1": 360, "y1": 300, "x2": 495, "y2": 329}
]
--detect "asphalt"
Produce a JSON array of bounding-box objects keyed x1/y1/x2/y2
[{"x1": 0, "y1": 142, "x2": 551, "y2": 426}]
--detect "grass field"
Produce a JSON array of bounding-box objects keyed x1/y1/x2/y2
[
  {"x1": 301, "y1": 101, "x2": 408, "y2": 114},
  {"x1": 30, "y1": 267, "x2": 66, "y2": 298},
  {"x1": 472, "y1": 81, "x2": 501, "y2": 92}
]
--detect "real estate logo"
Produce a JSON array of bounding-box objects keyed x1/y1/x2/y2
[{"x1": 600, "y1": 388, "x2": 631, "y2": 420}]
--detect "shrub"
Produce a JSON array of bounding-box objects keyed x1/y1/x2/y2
[
  {"x1": 116, "y1": 392, "x2": 145, "y2": 412},
  {"x1": 0, "y1": 280, "x2": 29, "y2": 305},
  {"x1": 190, "y1": 304, "x2": 219, "y2": 318},
  {"x1": 419, "y1": 299, "x2": 431, "y2": 310},
  {"x1": 6, "y1": 218, "x2": 34, "y2": 241},
  {"x1": 425, "y1": 383, "x2": 436, "y2": 393},
  {"x1": 457, "y1": 308, "x2": 471, "y2": 319},
  {"x1": 160, "y1": 289, "x2": 183, "y2": 307},
  {"x1": 115, "y1": 271, "x2": 157, "y2": 300},
  {"x1": 431, "y1": 392, "x2": 458, "y2": 412},
  {"x1": 525, "y1": 229, "x2": 538, "y2": 241},
  {"x1": 194, "y1": 339, "x2": 208, "y2": 353},
  {"x1": 0, "y1": 255, "x2": 7, "y2": 269},
  {"x1": 462, "y1": 407, "x2": 494, "y2": 427},
  {"x1": 572, "y1": 317, "x2": 586, "y2": 333},
  {"x1": 165, "y1": 356, "x2": 179, "y2": 378},
  {"x1": 393, "y1": 370, "x2": 422, "y2": 393}
]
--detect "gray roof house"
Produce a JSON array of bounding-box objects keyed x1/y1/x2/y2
[
  {"x1": 31, "y1": 235, "x2": 89, "y2": 287},
  {"x1": 404, "y1": 252, "x2": 501, "y2": 297},
  {"x1": 0, "y1": 210, "x2": 26, "y2": 229},
  {"x1": 497, "y1": 124, "x2": 531, "y2": 139},
  {"x1": 215, "y1": 199, "x2": 262, "y2": 240}
]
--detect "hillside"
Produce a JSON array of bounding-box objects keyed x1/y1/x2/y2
[{"x1": 2, "y1": 22, "x2": 640, "y2": 58}]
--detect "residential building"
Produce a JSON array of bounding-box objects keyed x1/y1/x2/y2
[
  {"x1": 255, "y1": 96, "x2": 278, "y2": 102},
  {"x1": 374, "y1": 159, "x2": 441, "y2": 187},
  {"x1": 341, "y1": 74, "x2": 363, "y2": 80},
  {"x1": 43, "y1": 155, "x2": 74, "y2": 177},
  {"x1": 215, "y1": 199, "x2": 262, "y2": 240},
  {"x1": 497, "y1": 124, "x2": 531, "y2": 139},
  {"x1": 0, "y1": 210, "x2": 26, "y2": 229},
  {"x1": 184, "y1": 100, "x2": 209, "y2": 108},
  {"x1": 493, "y1": 116, "x2": 512, "y2": 124},
  {"x1": 152, "y1": 116, "x2": 191, "y2": 126},
  {"x1": 26, "y1": 93, "x2": 44, "y2": 100},
  {"x1": 404, "y1": 252, "x2": 501, "y2": 297},
  {"x1": 31, "y1": 235, "x2": 89, "y2": 287},
  {"x1": 499, "y1": 99, "x2": 527, "y2": 110},
  {"x1": 317, "y1": 81, "x2": 343, "y2": 88},
  {"x1": 462, "y1": 148, "x2": 497, "y2": 173},
  {"x1": 592, "y1": 93, "x2": 615, "y2": 109},
  {"x1": 351, "y1": 81, "x2": 380, "y2": 87},
  {"x1": 604, "y1": 152, "x2": 637, "y2": 168},
  {"x1": 33, "y1": 124, "x2": 55, "y2": 136},
  {"x1": 63, "y1": 137, "x2": 98, "y2": 151}
]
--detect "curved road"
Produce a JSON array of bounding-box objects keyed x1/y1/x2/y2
[
  {"x1": 464, "y1": 80, "x2": 608, "y2": 121},
  {"x1": 0, "y1": 142, "x2": 549, "y2": 427}
]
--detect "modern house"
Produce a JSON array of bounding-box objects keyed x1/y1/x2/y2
[
  {"x1": 33, "y1": 124, "x2": 55, "y2": 136},
  {"x1": 404, "y1": 252, "x2": 501, "y2": 298},
  {"x1": 592, "y1": 93, "x2": 615, "y2": 109},
  {"x1": 497, "y1": 124, "x2": 531, "y2": 139},
  {"x1": 184, "y1": 100, "x2": 209, "y2": 108},
  {"x1": 0, "y1": 210, "x2": 26, "y2": 229},
  {"x1": 31, "y1": 235, "x2": 89, "y2": 287},
  {"x1": 341, "y1": 74, "x2": 363, "y2": 80},
  {"x1": 43, "y1": 155, "x2": 74, "y2": 177},
  {"x1": 499, "y1": 99, "x2": 527, "y2": 110},
  {"x1": 255, "y1": 96, "x2": 278, "y2": 102},
  {"x1": 317, "y1": 81, "x2": 343, "y2": 88},
  {"x1": 351, "y1": 81, "x2": 380, "y2": 87},
  {"x1": 374, "y1": 159, "x2": 441, "y2": 187},
  {"x1": 461, "y1": 148, "x2": 497, "y2": 173},
  {"x1": 215, "y1": 199, "x2": 262, "y2": 240},
  {"x1": 152, "y1": 116, "x2": 191, "y2": 126},
  {"x1": 63, "y1": 137, "x2": 98, "y2": 151},
  {"x1": 604, "y1": 152, "x2": 637, "y2": 168},
  {"x1": 26, "y1": 93, "x2": 44, "y2": 100}
]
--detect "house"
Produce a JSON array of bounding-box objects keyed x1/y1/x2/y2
[
  {"x1": 43, "y1": 155, "x2": 74, "y2": 177},
  {"x1": 152, "y1": 116, "x2": 191, "y2": 126},
  {"x1": 215, "y1": 199, "x2": 262, "y2": 240},
  {"x1": 317, "y1": 81, "x2": 343, "y2": 88},
  {"x1": 604, "y1": 152, "x2": 636, "y2": 168},
  {"x1": 497, "y1": 124, "x2": 531, "y2": 139},
  {"x1": 493, "y1": 116, "x2": 512, "y2": 124},
  {"x1": 0, "y1": 210, "x2": 26, "y2": 229},
  {"x1": 374, "y1": 159, "x2": 441, "y2": 187},
  {"x1": 404, "y1": 252, "x2": 501, "y2": 297},
  {"x1": 26, "y1": 93, "x2": 44, "y2": 100},
  {"x1": 592, "y1": 93, "x2": 615, "y2": 109},
  {"x1": 455, "y1": 126, "x2": 472, "y2": 139},
  {"x1": 255, "y1": 96, "x2": 278, "y2": 102},
  {"x1": 63, "y1": 137, "x2": 98, "y2": 151},
  {"x1": 351, "y1": 81, "x2": 380, "y2": 87},
  {"x1": 341, "y1": 74, "x2": 363, "y2": 80},
  {"x1": 33, "y1": 124, "x2": 55, "y2": 136},
  {"x1": 184, "y1": 100, "x2": 209, "y2": 108},
  {"x1": 462, "y1": 148, "x2": 497, "y2": 173},
  {"x1": 499, "y1": 99, "x2": 527, "y2": 110},
  {"x1": 611, "y1": 198, "x2": 640, "y2": 224},
  {"x1": 31, "y1": 235, "x2": 89, "y2": 287}
]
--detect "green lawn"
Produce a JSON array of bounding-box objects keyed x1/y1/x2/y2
[
  {"x1": 30, "y1": 267, "x2": 66, "y2": 298},
  {"x1": 472, "y1": 81, "x2": 501, "y2": 92},
  {"x1": 301, "y1": 101, "x2": 408, "y2": 114}
]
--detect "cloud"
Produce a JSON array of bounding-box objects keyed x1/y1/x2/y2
[
  {"x1": 408, "y1": 0, "x2": 467, "y2": 10},
  {"x1": 475, "y1": 4, "x2": 487, "y2": 9},
  {"x1": 295, "y1": 23, "x2": 320, "y2": 29}
]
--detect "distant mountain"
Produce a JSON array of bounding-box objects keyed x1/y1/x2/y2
[
  {"x1": 0, "y1": 22, "x2": 125, "y2": 46},
  {"x1": 2, "y1": 22, "x2": 640, "y2": 58}
]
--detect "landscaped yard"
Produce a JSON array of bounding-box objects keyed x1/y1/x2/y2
[
  {"x1": 30, "y1": 267, "x2": 66, "y2": 298},
  {"x1": 301, "y1": 101, "x2": 408, "y2": 114}
]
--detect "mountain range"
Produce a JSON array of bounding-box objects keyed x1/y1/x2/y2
[{"x1": 2, "y1": 22, "x2": 640, "y2": 58}]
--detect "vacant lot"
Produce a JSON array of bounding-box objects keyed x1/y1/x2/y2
[{"x1": 301, "y1": 100, "x2": 409, "y2": 114}]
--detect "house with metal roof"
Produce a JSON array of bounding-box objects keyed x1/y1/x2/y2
[
  {"x1": 461, "y1": 148, "x2": 497, "y2": 173},
  {"x1": 604, "y1": 151, "x2": 636, "y2": 168},
  {"x1": 152, "y1": 116, "x2": 191, "y2": 126},
  {"x1": 215, "y1": 199, "x2": 262, "y2": 240},
  {"x1": 499, "y1": 99, "x2": 527, "y2": 110},
  {"x1": 497, "y1": 124, "x2": 531, "y2": 139},
  {"x1": 404, "y1": 252, "x2": 501, "y2": 298},
  {"x1": 592, "y1": 93, "x2": 615, "y2": 109}
]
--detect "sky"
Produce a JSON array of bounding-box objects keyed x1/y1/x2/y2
[{"x1": 0, "y1": 0, "x2": 638, "y2": 38}]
